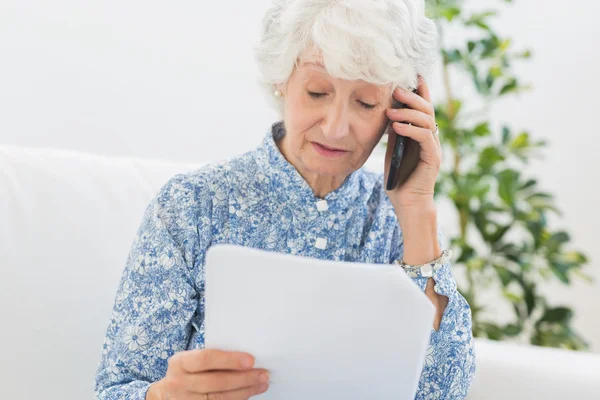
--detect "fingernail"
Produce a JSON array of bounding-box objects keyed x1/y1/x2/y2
[
  {"x1": 260, "y1": 372, "x2": 270, "y2": 383},
  {"x1": 387, "y1": 108, "x2": 397, "y2": 113},
  {"x1": 396, "y1": 87, "x2": 406, "y2": 93},
  {"x1": 241, "y1": 356, "x2": 254, "y2": 368},
  {"x1": 258, "y1": 383, "x2": 269, "y2": 392}
]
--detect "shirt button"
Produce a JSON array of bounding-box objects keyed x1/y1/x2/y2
[
  {"x1": 316, "y1": 200, "x2": 329, "y2": 212},
  {"x1": 421, "y1": 264, "x2": 434, "y2": 277},
  {"x1": 315, "y1": 237, "x2": 328, "y2": 249}
]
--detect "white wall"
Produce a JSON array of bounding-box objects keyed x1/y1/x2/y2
[
  {"x1": 0, "y1": 0, "x2": 273, "y2": 163},
  {"x1": 1, "y1": 0, "x2": 598, "y2": 351},
  {"x1": 479, "y1": 0, "x2": 600, "y2": 351}
]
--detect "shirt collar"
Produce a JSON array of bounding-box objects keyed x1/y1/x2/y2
[{"x1": 254, "y1": 121, "x2": 364, "y2": 211}]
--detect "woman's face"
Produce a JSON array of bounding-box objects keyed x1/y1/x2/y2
[{"x1": 278, "y1": 60, "x2": 394, "y2": 186}]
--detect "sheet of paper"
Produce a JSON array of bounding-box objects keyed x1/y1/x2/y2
[{"x1": 204, "y1": 244, "x2": 435, "y2": 400}]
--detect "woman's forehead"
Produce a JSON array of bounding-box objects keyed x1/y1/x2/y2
[
  {"x1": 298, "y1": 62, "x2": 392, "y2": 94},
  {"x1": 301, "y1": 60, "x2": 325, "y2": 69}
]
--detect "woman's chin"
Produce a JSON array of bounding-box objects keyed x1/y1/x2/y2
[{"x1": 303, "y1": 157, "x2": 352, "y2": 177}]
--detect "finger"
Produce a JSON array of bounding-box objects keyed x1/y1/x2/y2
[
  {"x1": 207, "y1": 383, "x2": 270, "y2": 400},
  {"x1": 416, "y1": 74, "x2": 432, "y2": 104},
  {"x1": 175, "y1": 349, "x2": 255, "y2": 374},
  {"x1": 433, "y1": 124, "x2": 441, "y2": 147},
  {"x1": 392, "y1": 122, "x2": 441, "y2": 167},
  {"x1": 392, "y1": 122, "x2": 436, "y2": 146},
  {"x1": 385, "y1": 108, "x2": 436, "y2": 132},
  {"x1": 393, "y1": 87, "x2": 434, "y2": 117},
  {"x1": 187, "y1": 369, "x2": 269, "y2": 394}
]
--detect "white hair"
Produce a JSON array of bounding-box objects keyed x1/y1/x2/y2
[{"x1": 252, "y1": 0, "x2": 439, "y2": 117}]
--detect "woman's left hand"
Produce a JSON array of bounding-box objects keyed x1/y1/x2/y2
[{"x1": 384, "y1": 75, "x2": 442, "y2": 211}]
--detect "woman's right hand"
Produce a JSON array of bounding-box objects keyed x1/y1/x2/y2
[{"x1": 147, "y1": 349, "x2": 270, "y2": 400}]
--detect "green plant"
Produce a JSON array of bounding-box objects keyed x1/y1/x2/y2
[{"x1": 424, "y1": 0, "x2": 591, "y2": 349}]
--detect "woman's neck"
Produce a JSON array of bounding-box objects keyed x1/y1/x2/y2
[{"x1": 276, "y1": 134, "x2": 348, "y2": 199}]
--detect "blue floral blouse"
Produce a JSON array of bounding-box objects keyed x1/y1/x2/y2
[{"x1": 94, "y1": 121, "x2": 476, "y2": 399}]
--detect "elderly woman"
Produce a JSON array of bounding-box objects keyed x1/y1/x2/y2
[{"x1": 95, "y1": 0, "x2": 475, "y2": 399}]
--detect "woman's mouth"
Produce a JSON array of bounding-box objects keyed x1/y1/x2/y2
[{"x1": 311, "y1": 142, "x2": 349, "y2": 158}]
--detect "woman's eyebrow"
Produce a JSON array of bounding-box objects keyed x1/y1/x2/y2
[{"x1": 301, "y1": 60, "x2": 325, "y2": 67}]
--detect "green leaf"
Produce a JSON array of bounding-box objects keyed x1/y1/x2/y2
[
  {"x1": 520, "y1": 179, "x2": 537, "y2": 191},
  {"x1": 478, "y1": 146, "x2": 504, "y2": 171},
  {"x1": 474, "y1": 182, "x2": 491, "y2": 199},
  {"x1": 513, "y1": 303, "x2": 523, "y2": 319},
  {"x1": 494, "y1": 265, "x2": 513, "y2": 286},
  {"x1": 474, "y1": 122, "x2": 491, "y2": 136},
  {"x1": 501, "y1": 126, "x2": 511, "y2": 144},
  {"x1": 515, "y1": 49, "x2": 532, "y2": 59},
  {"x1": 441, "y1": 6, "x2": 461, "y2": 21},
  {"x1": 497, "y1": 169, "x2": 520, "y2": 205},
  {"x1": 473, "y1": 210, "x2": 489, "y2": 239},
  {"x1": 496, "y1": 243, "x2": 523, "y2": 263},
  {"x1": 504, "y1": 323, "x2": 522, "y2": 337},
  {"x1": 546, "y1": 231, "x2": 571, "y2": 255},
  {"x1": 466, "y1": 257, "x2": 486, "y2": 271},
  {"x1": 457, "y1": 244, "x2": 476, "y2": 263},
  {"x1": 481, "y1": 322, "x2": 504, "y2": 340},
  {"x1": 526, "y1": 216, "x2": 547, "y2": 250},
  {"x1": 470, "y1": 10, "x2": 499, "y2": 20},
  {"x1": 499, "y1": 78, "x2": 518, "y2": 95},
  {"x1": 502, "y1": 289, "x2": 522, "y2": 303},
  {"x1": 489, "y1": 65, "x2": 503, "y2": 78},
  {"x1": 489, "y1": 224, "x2": 511, "y2": 243},
  {"x1": 445, "y1": 99, "x2": 463, "y2": 118},
  {"x1": 526, "y1": 192, "x2": 552, "y2": 199},
  {"x1": 443, "y1": 49, "x2": 462, "y2": 64},
  {"x1": 549, "y1": 262, "x2": 571, "y2": 284},
  {"x1": 572, "y1": 269, "x2": 594, "y2": 283},
  {"x1": 524, "y1": 284, "x2": 536, "y2": 316},
  {"x1": 466, "y1": 61, "x2": 482, "y2": 93},
  {"x1": 527, "y1": 194, "x2": 561, "y2": 215},
  {"x1": 472, "y1": 20, "x2": 491, "y2": 31},
  {"x1": 549, "y1": 231, "x2": 570, "y2": 245},
  {"x1": 485, "y1": 72, "x2": 495, "y2": 89},
  {"x1": 538, "y1": 307, "x2": 573, "y2": 324},
  {"x1": 465, "y1": 11, "x2": 499, "y2": 28},
  {"x1": 561, "y1": 251, "x2": 588, "y2": 265},
  {"x1": 467, "y1": 41, "x2": 476, "y2": 53},
  {"x1": 510, "y1": 132, "x2": 530, "y2": 150},
  {"x1": 481, "y1": 35, "x2": 501, "y2": 58}
]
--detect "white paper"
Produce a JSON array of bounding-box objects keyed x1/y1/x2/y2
[{"x1": 204, "y1": 244, "x2": 435, "y2": 400}]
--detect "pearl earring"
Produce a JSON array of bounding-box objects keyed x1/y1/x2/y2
[{"x1": 274, "y1": 90, "x2": 282, "y2": 98}]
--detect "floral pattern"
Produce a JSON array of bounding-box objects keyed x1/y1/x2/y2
[{"x1": 94, "y1": 121, "x2": 476, "y2": 399}]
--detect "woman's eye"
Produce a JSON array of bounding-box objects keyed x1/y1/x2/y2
[
  {"x1": 359, "y1": 101, "x2": 376, "y2": 109},
  {"x1": 307, "y1": 91, "x2": 326, "y2": 99},
  {"x1": 308, "y1": 91, "x2": 375, "y2": 109}
]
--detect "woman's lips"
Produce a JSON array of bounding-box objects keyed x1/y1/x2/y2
[{"x1": 311, "y1": 142, "x2": 349, "y2": 158}]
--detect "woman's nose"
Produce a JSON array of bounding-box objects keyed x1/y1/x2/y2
[{"x1": 322, "y1": 106, "x2": 350, "y2": 141}]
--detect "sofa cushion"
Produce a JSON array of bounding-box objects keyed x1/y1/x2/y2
[{"x1": 0, "y1": 145, "x2": 200, "y2": 399}]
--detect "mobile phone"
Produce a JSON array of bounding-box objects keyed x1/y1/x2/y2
[{"x1": 385, "y1": 88, "x2": 421, "y2": 191}]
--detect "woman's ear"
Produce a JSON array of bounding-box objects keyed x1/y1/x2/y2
[{"x1": 274, "y1": 83, "x2": 287, "y2": 97}]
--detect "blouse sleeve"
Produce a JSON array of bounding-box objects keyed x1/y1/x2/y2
[
  {"x1": 390, "y1": 226, "x2": 477, "y2": 399},
  {"x1": 94, "y1": 173, "x2": 212, "y2": 400}
]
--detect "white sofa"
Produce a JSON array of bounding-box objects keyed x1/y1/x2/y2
[{"x1": 1, "y1": 144, "x2": 599, "y2": 400}]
